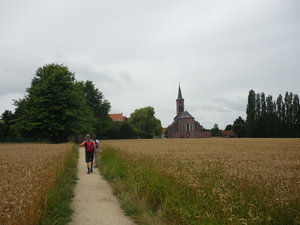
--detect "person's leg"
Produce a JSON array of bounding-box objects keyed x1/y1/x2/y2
[
  {"x1": 86, "y1": 152, "x2": 92, "y2": 174},
  {"x1": 94, "y1": 152, "x2": 98, "y2": 167},
  {"x1": 90, "y1": 152, "x2": 94, "y2": 172},
  {"x1": 87, "y1": 162, "x2": 90, "y2": 174},
  {"x1": 85, "y1": 153, "x2": 89, "y2": 173}
]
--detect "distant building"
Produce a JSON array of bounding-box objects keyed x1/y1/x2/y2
[
  {"x1": 109, "y1": 113, "x2": 128, "y2": 122},
  {"x1": 222, "y1": 130, "x2": 237, "y2": 138},
  {"x1": 167, "y1": 85, "x2": 211, "y2": 138}
]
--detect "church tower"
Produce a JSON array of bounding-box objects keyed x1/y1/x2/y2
[{"x1": 176, "y1": 84, "x2": 184, "y2": 115}]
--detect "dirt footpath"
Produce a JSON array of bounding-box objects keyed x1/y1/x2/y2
[{"x1": 69, "y1": 147, "x2": 135, "y2": 225}]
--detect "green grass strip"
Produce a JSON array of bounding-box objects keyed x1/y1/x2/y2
[{"x1": 37, "y1": 143, "x2": 78, "y2": 225}]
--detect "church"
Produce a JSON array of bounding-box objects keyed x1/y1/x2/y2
[{"x1": 167, "y1": 85, "x2": 211, "y2": 138}]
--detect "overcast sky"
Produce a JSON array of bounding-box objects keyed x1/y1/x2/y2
[{"x1": 1, "y1": 0, "x2": 299, "y2": 129}]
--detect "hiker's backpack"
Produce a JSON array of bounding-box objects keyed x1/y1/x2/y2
[
  {"x1": 92, "y1": 139, "x2": 99, "y2": 149},
  {"x1": 85, "y1": 140, "x2": 95, "y2": 152}
]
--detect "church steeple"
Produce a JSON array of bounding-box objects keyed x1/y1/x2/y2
[
  {"x1": 176, "y1": 84, "x2": 184, "y2": 115},
  {"x1": 177, "y1": 85, "x2": 183, "y2": 99}
]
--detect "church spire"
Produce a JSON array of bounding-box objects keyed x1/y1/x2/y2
[
  {"x1": 176, "y1": 84, "x2": 184, "y2": 115},
  {"x1": 177, "y1": 84, "x2": 183, "y2": 100}
]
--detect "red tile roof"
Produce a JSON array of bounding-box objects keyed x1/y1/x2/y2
[
  {"x1": 222, "y1": 130, "x2": 237, "y2": 137},
  {"x1": 222, "y1": 131, "x2": 232, "y2": 136},
  {"x1": 109, "y1": 113, "x2": 127, "y2": 121}
]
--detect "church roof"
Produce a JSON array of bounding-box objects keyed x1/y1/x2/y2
[
  {"x1": 177, "y1": 85, "x2": 184, "y2": 100},
  {"x1": 167, "y1": 111, "x2": 195, "y2": 128},
  {"x1": 178, "y1": 111, "x2": 194, "y2": 119}
]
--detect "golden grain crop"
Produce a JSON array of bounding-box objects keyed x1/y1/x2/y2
[
  {"x1": 101, "y1": 138, "x2": 300, "y2": 222},
  {"x1": 0, "y1": 143, "x2": 72, "y2": 225}
]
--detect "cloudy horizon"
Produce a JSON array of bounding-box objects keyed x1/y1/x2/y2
[{"x1": 1, "y1": 0, "x2": 299, "y2": 129}]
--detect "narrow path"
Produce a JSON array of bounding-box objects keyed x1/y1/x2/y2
[{"x1": 69, "y1": 147, "x2": 135, "y2": 225}]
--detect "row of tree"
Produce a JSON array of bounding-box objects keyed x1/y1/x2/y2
[
  {"x1": 205, "y1": 89, "x2": 300, "y2": 138},
  {"x1": 246, "y1": 89, "x2": 300, "y2": 137},
  {"x1": 0, "y1": 64, "x2": 162, "y2": 143}
]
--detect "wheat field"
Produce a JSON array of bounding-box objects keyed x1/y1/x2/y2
[
  {"x1": 101, "y1": 138, "x2": 300, "y2": 223},
  {"x1": 0, "y1": 143, "x2": 72, "y2": 225}
]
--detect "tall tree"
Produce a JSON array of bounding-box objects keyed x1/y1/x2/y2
[
  {"x1": 260, "y1": 92, "x2": 267, "y2": 137},
  {"x1": 12, "y1": 63, "x2": 94, "y2": 143},
  {"x1": 78, "y1": 80, "x2": 111, "y2": 136},
  {"x1": 129, "y1": 106, "x2": 162, "y2": 137},
  {"x1": 275, "y1": 94, "x2": 284, "y2": 137},
  {"x1": 255, "y1": 93, "x2": 261, "y2": 136},
  {"x1": 255, "y1": 93, "x2": 261, "y2": 121},
  {"x1": 265, "y1": 95, "x2": 275, "y2": 137},
  {"x1": 284, "y1": 92, "x2": 293, "y2": 136},
  {"x1": 291, "y1": 93, "x2": 300, "y2": 137},
  {"x1": 246, "y1": 90, "x2": 257, "y2": 137}
]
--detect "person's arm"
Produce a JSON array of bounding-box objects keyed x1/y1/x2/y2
[
  {"x1": 98, "y1": 140, "x2": 102, "y2": 152},
  {"x1": 96, "y1": 140, "x2": 99, "y2": 150}
]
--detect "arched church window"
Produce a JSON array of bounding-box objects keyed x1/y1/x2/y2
[
  {"x1": 182, "y1": 124, "x2": 185, "y2": 131},
  {"x1": 187, "y1": 123, "x2": 190, "y2": 131}
]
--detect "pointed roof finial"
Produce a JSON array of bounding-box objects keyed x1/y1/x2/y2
[{"x1": 177, "y1": 83, "x2": 183, "y2": 100}]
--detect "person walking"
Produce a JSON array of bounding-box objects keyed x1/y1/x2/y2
[
  {"x1": 81, "y1": 134, "x2": 96, "y2": 174},
  {"x1": 91, "y1": 134, "x2": 100, "y2": 168}
]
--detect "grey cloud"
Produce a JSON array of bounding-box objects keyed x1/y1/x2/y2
[{"x1": 0, "y1": 0, "x2": 299, "y2": 129}]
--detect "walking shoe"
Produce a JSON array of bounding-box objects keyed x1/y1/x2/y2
[{"x1": 87, "y1": 170, "x2": 90, "y2": 174}]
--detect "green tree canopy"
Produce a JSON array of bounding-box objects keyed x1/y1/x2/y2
[
  {"x1": 78, "y1": 80, "x2": 111, "y2": 136},
  {"x1": 211, "y1": 123, "x2": 220, "y2": 137},
  {"x1": 129, "y1": 106, "x2": 162, "y2": 138},
  {"x1": 233, "y1": 116, "x2": 247, "y2": 137},
  {"x1": 12, "y1": 63, "x2": 94, "y2": 143},
  {"x1": 0, "y1": 110, "x2": 14, "y2": 141},
  {"x1": 224, "y1": 124, "x2": 233, "y2": 131}
]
